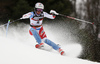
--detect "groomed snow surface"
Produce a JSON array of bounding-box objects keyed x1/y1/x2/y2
[{"x1": 0, "y1": 23, "x2": 99, "y2": 64}]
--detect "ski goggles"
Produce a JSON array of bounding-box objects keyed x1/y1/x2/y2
[{"x1": 36, "y1": 8, "x2": 43, "y2": 12}]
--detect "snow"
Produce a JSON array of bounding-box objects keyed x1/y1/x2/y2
[
  {"x1": 0, "y1": 37, "x2": 99, "y2": 64},
  {"x1": 0, "y1": 23, "x2": 100, "y2": 64}
]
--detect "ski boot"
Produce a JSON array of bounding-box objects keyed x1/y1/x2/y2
[
  {"x1": 58, "y1": 48, "x2": 65, "y2": 55},
  {"x1": 35, "y1": 43, "x2": 44, "y2": 48}
]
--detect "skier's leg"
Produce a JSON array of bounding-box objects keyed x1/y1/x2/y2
[
  {"x1": 43, "y1": 38, "x2": 64, "y2": 55},
  {"x1": 43, "y1": 38, "x2": 60, "y2": 50},
  {"x1": 38, "y1": 26, "x2": 60, "y2": 50},
  {"x1": 29, "y1": 27, "x2": 44, "y2": 48},
  {"x1": 29, "y1": 27, "x2": 41, "y2": 44},
  {"x1": 38, "y1": 26, "x2": 64, "y2": 55}
]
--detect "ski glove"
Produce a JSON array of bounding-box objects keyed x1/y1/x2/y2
[{"x1": 50, "y1": 10, "x2": 59, "y2": 15}]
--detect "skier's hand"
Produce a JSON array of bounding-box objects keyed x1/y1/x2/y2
[{"x1": 50, "y1": 10, "x2": 59, "y2": 15}]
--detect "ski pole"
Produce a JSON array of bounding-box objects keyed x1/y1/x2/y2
[
  {"x1": 58, "y1": 14, "x2": 94, "y2": 25},
  {"x1": 0, "y1": 18, "x2": 21, "y2": 28},
  {"x1": 6, "y1": 20, "x2": 10, "y2": 37}
]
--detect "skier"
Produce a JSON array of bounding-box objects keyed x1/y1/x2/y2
[{"x1": 20, "y1": 2, "x2": 64, "y2": 55}]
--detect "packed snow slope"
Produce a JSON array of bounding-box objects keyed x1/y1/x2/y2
[{"x1": 0, "y1": 23, "x2": 99, "y2": 64}]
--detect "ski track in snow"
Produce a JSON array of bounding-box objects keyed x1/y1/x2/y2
[{"x1": 0, "y1": 23, "x2": 99, "y2": 64}]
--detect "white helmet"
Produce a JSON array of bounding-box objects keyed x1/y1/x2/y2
[{"x1": 35, "y1": 2, "x2": 44, "y2": 9}]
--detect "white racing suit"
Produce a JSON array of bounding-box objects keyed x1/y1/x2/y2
[{"x1": 22, "y1": 11, "x2": 60, "y2": 50}]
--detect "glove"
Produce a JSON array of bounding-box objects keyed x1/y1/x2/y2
[{"x1": 50, "y1": 10, "x2": 59, "y2": 15}]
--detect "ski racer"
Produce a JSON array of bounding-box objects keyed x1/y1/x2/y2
[{"x1": 20, "y1": 2, "x2": 64, "y2": 55}]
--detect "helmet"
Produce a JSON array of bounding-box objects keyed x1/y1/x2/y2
[{"x1": 35, "y1": 2, "x2": 44, "y2": 9}]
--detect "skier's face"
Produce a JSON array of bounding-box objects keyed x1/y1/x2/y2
[
  {"x1": 36, "y1": 11, "x2": 41, "y2": 15},
  {"x1": 36, "y1": 8, "x2": 43, "y2": 14}
]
